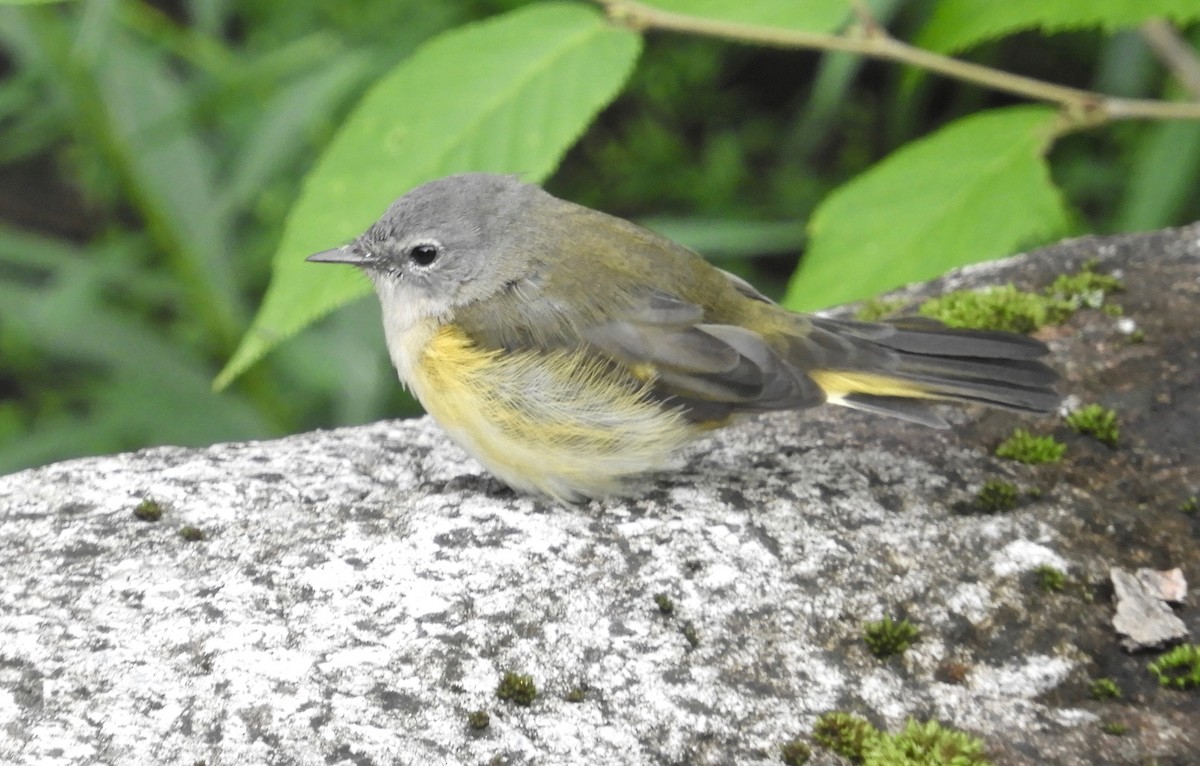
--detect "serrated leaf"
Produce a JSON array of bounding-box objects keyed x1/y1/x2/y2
[
  {"x1": 920, "y1": 0, "x2": 1200, "y2": 53},
  {"x1": 783, "y1": 106, "x2": 1070, "y2": 312},
  {"x1": 642, "y1": 0, "x2": 852, "y2": 32},
  {"x1": 216, "y1": 3, "x2": 641, "y2": 389}
]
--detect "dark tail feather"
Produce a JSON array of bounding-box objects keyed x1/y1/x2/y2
[{"x1": 807, "y1": 316, "x2": 1061, "y2": 422}]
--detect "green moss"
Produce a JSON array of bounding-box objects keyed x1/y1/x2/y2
[
  {"x1": 1065, "y1": 404, "x2": 1119, "y2": 448},
  {"x1": 1100, "y1": 721, "x2": 1128, "y2": 736},
  {"x1": 179, "y1": 525, "x2": 205, "y2": 542},
  {"x1": 812, "y1": 715, "x2": 992, "y2": 766},
  {"x1": 496, "y1": 672, "x2": 537, "y2": 706},
  {"x1": 1148, "y1": 643, "x2": 1200, "y2": 690},
  {"x1": 919, "y1": 263, "x2": 1123, "y2": 335},
  {"x1": 467, "y1": 710, "x2": 490, "y2": 730},
  {"x1": 1033, "y1": 565, "x2": 1067, "y2": 592},
  {"x1": 1125, "y1": 329, "x2": 1145, "y2": 344},
  {"x1": 680, "y1": 621, "x2": 700, "y2": 650},
  {"x1": 920, "y1": 284, "x2": 1071, "y2": 334},
  {"x1": 975, "y1": 480, "x2": 1019, "y2": 513},
  {"x1": 1045, "y1": 260, "x2": 1123, "y2": 309},
  {"x1": 856, "y1": 297, "x2": 906, "y2": 322},
  {"x1": 1089, "y1": 677, "x2": 1121, "y2": 700},
  {"x1": 994, "y1": 429, "x2": 1066, "y2": 464},
  {"x1": 779, "y1": 739, "x2": 812, "y2": 765},
  {"x1": 812, "y1": 712, "x2": 877, "y2": 759},
  {"x1": 863, "y1": 718, "x2": 991, "y2": 766},
  {"x1": 565, "y1": 687, "x2": 586, "y2": 703},
  {"x1": 863, "y1": 617, "x2": 919, "y2": 660},
  {"x1": 1180, "y1": 496, "x2": 1198, "y2": 514},
  {"x1": 654, "y1": 593, "x2": 675, "y2": 616},
  {"x1": 133, "y1": 498, "x2": 164, "y2": 522}
]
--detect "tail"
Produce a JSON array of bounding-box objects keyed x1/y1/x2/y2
[{"x1": 801, "y1": 316, "x2": 1060, "y2": 428}]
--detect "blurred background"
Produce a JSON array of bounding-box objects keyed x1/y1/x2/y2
[{"x1": 1, "y1": 0, "x2": 1197, "y2": 474}]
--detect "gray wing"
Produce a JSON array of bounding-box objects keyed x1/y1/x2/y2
[{"x1": 582, "y1": 288, "x2": 826, "y2": 421}]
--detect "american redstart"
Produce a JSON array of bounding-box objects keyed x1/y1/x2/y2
[{"x1": 308, "y1": 173, "x2": 1059, "y2": 502}]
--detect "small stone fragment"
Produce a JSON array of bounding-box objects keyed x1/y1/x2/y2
[
  {"x1": 1111, "y1": 568, "x2": 1189, "y2": 652},
  {"x1": 1135, "y1": 568, "x2": 1187, "y2": 605}
]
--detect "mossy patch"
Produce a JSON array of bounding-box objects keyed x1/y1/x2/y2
[
  {"x1": 863, "y1": 617, "x2": 919, "y2": 660},
  {"x1": 975, "y1": 480, "x2": 1019, "y2": 513},
  {"x1": 654, "y1": 593, "x2": 675, "y2": 616},
  {"x1": 496, "y1": 672, "x2": 537, "y2": 706},
  {"x1": 467, "y1": 710, "x2": 490, "y2": 730},
  {"x1": 1148, "y1": 644, "x2": 1200, "y2": 690},
  {"x1": 995, "y1": 429, "x2": 1065, "y2": 464},
  {"x1": 1033, "y1": 565, "x2": 1067, "y2": 592},
  {"x1": 1065, "y1": 404, "x2": 1119, "y2": 448},
  {"x1": 132, "y1": 498, "x2": 164, "y2": 522},
  {"x1": 1089, "y1": 677, "x2": 1121, "y2": 700},
  {"x1": 856, "y1": 297, "x2": 907, "y2": 322},
  {"x1": 179, "y1": 525, "x2": 205, "y2": 542},
  {"x1": 779, "y1": 739, "x2": 812, "y2": 765},
  {"x1": 812, "y1": 714, "x2": 992, "y2": 765},
  {"x1": 919, "y1": 261, "x2": 1123, "y2": 334},
  {"x1": 812, "y1": 712, "x2": 876, "y2": 759}
]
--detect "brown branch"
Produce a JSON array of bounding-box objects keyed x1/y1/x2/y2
[
  {"x1": 1140, "y1": 18, "x2": 1200, "y2": 101},
  {"x1": 597, "y1": 0, "x2": 1200, "y2": 124}
]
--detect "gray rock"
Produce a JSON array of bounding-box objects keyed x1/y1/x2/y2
[
  {"x1": 1111, "y1": 568, "x2": 1189, "y2": 651},
  {"x1": 2, "y1": 225, "x2": 1199, "y2": 765}
]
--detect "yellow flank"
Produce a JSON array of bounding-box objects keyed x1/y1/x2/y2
[
  {"x1": 808, "y1": 370, "x2": 937, "y2": 400},
  {"x1": 407, "y1": 324, "x2": 695, "y2": 502}
]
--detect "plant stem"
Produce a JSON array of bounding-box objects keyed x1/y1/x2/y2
[
  {"x1": 598, "y1": 1, "x2": 1200, "y2": 124},
  {"x1": 1140, "y1": 19, "x2": 1200, "y2": 100}
]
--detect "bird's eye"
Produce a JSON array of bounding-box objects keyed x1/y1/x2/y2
[{"x1": 407, "y1": 242, "x2": 441, "y2": 267}]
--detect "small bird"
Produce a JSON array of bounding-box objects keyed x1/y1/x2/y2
[{"x1": 309, "y1": 173, "x2": 1058, "y2": 502}]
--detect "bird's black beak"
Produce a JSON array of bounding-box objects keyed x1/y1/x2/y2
[{"x1": 306, "y1": 246, "x2": 370, "y2": 265}]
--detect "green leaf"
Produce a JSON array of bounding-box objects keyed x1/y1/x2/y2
[
  {"x1": 920, "y1": 0, "x2": 1200, "y2": 53},
  {"x1": 216, "y1": 3, "x2": 641, "y2": 389},
  {"x1": 641, "y1": 0, "x2": 852, "y2": 32},
  {"x1": 783, "y1": 106, "x2": 1070, "y2": 312},
  {"x1": 1115, "y1": 119, "x2": 1200, "y2": 232}
]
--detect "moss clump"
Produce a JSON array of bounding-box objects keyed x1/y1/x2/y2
[
  {"x1": 1065, "y1": 404, "x2": 1119, "y2": 448},
  {"x1": 863, "y1": 617, "x2": 919, "y2": 660},
  {"x1": 565, "y1": 687, "x2": 585, "y2": 703},
  {"x1": 1148, "y1": 644, "x2": 1200, "y2": 690},
  {"x1": 680, "y1": 621, "x2": 700, "y2": 650},
  {"x1": 496, "y1": 672, "x2": 537, "y2": 706},
  {"x1": 179, "y1": 525, "x2": 205, "y2": 542},
  {"x1": 1033, "y1": 565, "x2": 1067, "y2": 592},
  {"x1": 812, "y1": 715, "x2": 992, "y2": 765},
  {"x1": 863, "y1": 718, "x2": 991, "y2": 766},
  {"x1": 1100, "y1": 721, "x2": 1128, "y2": 736},
  {"x1": 919, "y1": 262, "x2": 1122, "y2": 335},
  {"x1": 1089, "y1": 677, "x2": 1121, "y2": 700},
  {"x1": 995, "y1": 429, "x2": 1066, "y2": 464},
  {"x1": 1180, "y1": 496, "x2": 1198, "y2": 514},
  {"x1": 779, "y1": 739, "x2": 812, "y2": 765},
  {"x1": 467, "y1": 710, "x2": 490, "y2": 730},
  {"x1": 812, "y1": 712, "x2": 876, "y2": 759},
  {"x1": 1045, "y1": 260, "x2": 1123, "y2": 309},
  {"x1": 133, "y1": 499, "x2": 164, "y2": 522},
  {"x1": 654, "y1": 593, "x2": 675, "y2": 616},
  {"x1": 920, "y1": 284, "x2": 1071, "y2": 334},
  {"x1": 856, "y1": 298, "x2": 906, "y2": 322},
  {"x1": 975, "y1": 480, "x2": 1019, "y2": 513}
]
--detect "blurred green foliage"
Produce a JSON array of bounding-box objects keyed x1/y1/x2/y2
[{"x1": 1, "y1": 0, "x2": 1198, "y2": 473}]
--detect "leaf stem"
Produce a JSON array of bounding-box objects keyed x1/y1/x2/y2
[{"x1": 597, "y1": 1, "x2": 1200, "y2": 124}]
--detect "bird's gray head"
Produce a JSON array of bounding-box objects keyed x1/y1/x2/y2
[{"x1": 307, "y1": 173, "x2": 549, "y2": 318}]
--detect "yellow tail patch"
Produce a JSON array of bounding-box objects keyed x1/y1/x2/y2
[{"x1": 808, "y1": 370, "x2": 937, "y2": 401}]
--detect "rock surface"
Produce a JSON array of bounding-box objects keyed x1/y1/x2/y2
[{"x1": 2, "y1": 225, "x2": 1199, "y2": 766}]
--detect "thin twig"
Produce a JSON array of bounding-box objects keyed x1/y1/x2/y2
[
  {"x1": 597, "y1": 0, "x2": 1200, "y2": 124},
  {"x1": 1140, "y1": 18, "x2": 1200, "y2": 101}
]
